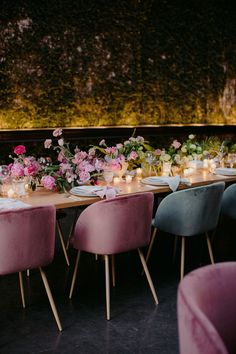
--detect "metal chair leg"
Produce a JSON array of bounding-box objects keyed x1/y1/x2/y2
[
  {"x1": 104, "y1": 255, "x2": 110, "y2": 320},
  {"x1": 39, "y1": 267, "x2": 62, "y2": 331},
  {"x1": 138, "y1": 248, "x2": 158, "y2": 304}
]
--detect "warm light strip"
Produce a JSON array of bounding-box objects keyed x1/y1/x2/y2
[{"x1": 0, "y1": 123, "x2": 234, "y2": 132}]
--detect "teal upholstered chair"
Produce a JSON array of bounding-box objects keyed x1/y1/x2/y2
[
  {"x1": 145, "y1": 182, "x2": 225, "y2": 279},
  {"x1": 221, "y1": 183, "x2": 236, "y2": 220}
]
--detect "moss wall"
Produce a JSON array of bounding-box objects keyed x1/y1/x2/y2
[{"x1": 0, "y1": 0, "x2": 236, "y2": 128}]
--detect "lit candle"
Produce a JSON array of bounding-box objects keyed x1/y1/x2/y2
[
  {"x1": 136, "y1": 168, "x2": 142, "y2": 177},
  {"x1": 203, "y1": 159, "x2": 209, "y2": 169},
  {"x1": 183, "y1": 168, "x2": 194, "y2": 177},
  {"x1": 113, "y1": 177, "x2": 120, "y2": 185},
  {"x1": 7, "y1": 188, "x2": 15, "y2": 198},
  {"x1": 125, "y1": 175, "x2": 132, "y2": 184}
]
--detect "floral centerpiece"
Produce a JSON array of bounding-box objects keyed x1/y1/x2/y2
[
  {"x1": 42, "y1": 128, "x2": 98, "y2": 191},
  {"x1": 8, "y1": 144, "x2": 42, "y2": 190},
  {"x1": 92, "y1": 133, "x2": 153, "y2": 177}
]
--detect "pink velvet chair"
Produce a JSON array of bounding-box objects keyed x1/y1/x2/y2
[
  {"x1": 177, "y1": 262, "x2": 236, "y2": 354},
  {"x1": 69, "y1": 192, "x2": 158, "y2": 320},
  {"x1": 0, "y1": 205, "x2": 62, "y2": 331}
]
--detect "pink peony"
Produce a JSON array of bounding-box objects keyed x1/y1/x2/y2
[
  {"x1": 10, "y1": 162, "x2": 25, "y2": 177},
  {"x1": 154, "y1": 149, "x2": 162, "y2": 156},
  {"x1": 53, "y1": 128, "x2": 62, "y2": 137},
  {"x1": 116, "y1": 143, "x2": 123, "y2": 149},
  {"x1": 128, "y1": 151, "x2": 139, "y2": 160},
  {"x1": 79, "y1": 170, "x2": 90, "y2": 182},
  {"x1": 14, "y1": 145, "x2": 26, "y2": 155},
  {"x1": 44, "y1": 139, "x2": 52, "y2": 149},
  {"x1": 105, "y1": 147, "x2": 118, "y2": 155},
  {"x1": 171, "y1": 140, "x2": 181, "y2": 149},
  {"x1": 41, "y1": 175, "x2": 56, "y2": 190}
]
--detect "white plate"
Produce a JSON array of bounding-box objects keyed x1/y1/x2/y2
[
  {"x1": 214, "y1": 168, "x2": 236, "y2": 176},
  {"x1": 141, "y1": 177, "x2": 169, "y2": 186},
  {"x1": 69, "y1": 186, "x2": 103, "y2": 197}
]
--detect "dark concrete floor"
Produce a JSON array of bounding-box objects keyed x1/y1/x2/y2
[{"x1": 0, "y1": 209, "x2": 235, "y2": 354}]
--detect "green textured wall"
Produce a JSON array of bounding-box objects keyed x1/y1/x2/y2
[{"x1": 0, "y1": 0, "x2": 236, "y2": 129}]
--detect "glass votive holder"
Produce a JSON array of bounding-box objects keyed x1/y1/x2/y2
[
  {"x1": 162, "y1": 162, "x2": 172, "y2": 177},
  {"x1": 125, "y1": 175, "x2": 133, "y2": 184},
  {"x1": 12, "y1": 178, "x2": 27, "y2": 197},
  {"x1": 0, "y1": 176, "x2": 13, "y2": 196},
  {"x1": 136, "y1": 168, "x2": 142, "y2": 177},
  {"x1": 113, "y1": 176, "x2": 120, "y2": 185}
]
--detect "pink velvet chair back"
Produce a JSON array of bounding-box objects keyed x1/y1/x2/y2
[
  {"x1": 71, "y1": 192, "x2": 154, "y2": 255},
  {"x1": 0, "y1": 205, "x2": 56, "y2": 275},
  {"x1": 178, "y1": 262, "x2": 236, "y2": 354}
]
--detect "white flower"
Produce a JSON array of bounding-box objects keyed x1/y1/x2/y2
[
  {"x1": 161, "y1": 153, "x2": 171, "y2": 162},
  {"x1": 58, "y1": 138, "x2": 64, "y2": 146},
  {"x1": 197, "y1": 146, "x2": 202, "y2": 153},
  {"x1": 181, "y1": 146, "x2": 187, "y2": 153},
  {"x1": 189, "y1": 134, "x2": 195, "y2": 140},
  {"x1": 189, "y1": 144, "x2": 196, "y2": 150}
]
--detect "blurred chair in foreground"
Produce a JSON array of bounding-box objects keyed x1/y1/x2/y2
[
  {"x1": 69, "y1": 192, "x2": 158, "y2": 320},
  {"x1": 178, "y1": 262, "x2": 236, "y2": 354},
  {"x1": 0, "y1": 205, "x2": 62, "y2": 331}
]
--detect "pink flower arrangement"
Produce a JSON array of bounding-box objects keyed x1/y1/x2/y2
[
  {"x1": 42, "y1": 129, "x2": 98, "y2": 191},
  {"x1": 8, "y1": 145, "x2": 42, "y2": 190}
]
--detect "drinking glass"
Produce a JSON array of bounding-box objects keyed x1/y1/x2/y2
[
  {"x1": 103, "y1": 170, "x2": 114, "y2": 185},
  {"x1": 145, "y1": 152, "x2": 156, "y2": 176}
]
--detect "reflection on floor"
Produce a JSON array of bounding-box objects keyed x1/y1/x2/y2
[{"x1": 0, "y1": 208, "x2": 235, "y2": 354}]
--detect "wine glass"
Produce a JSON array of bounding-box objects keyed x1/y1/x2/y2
[
  {"x1": 145, "y1": 152, "x2": 156, "y2": 176},
  {"x1": 103, "y1": 170, "x2": 114, "y2": 186}
]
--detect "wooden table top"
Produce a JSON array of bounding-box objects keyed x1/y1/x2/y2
[{"x1": 15, "y1": 170, "x2": 236, "y2": 210}]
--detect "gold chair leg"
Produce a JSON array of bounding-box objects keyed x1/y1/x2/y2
[
  {"x1": 180, "y1": 237, "x2": 185, "y2": 280},
  {"x1": 56, "y1": 220, "x2": 70, "y2": 266},
  {"x1": 206, "y1": 232, "x2": 215, "y2": 264},
  {"x1": 104, "y1": 255, "x2": 110, "y2": 320},
  {"x1": 111, "y1": 255, "x2": 115, "y2": 287},
  {"x1": 145, "y1": 228, "x2": 157, "y2": 264},
  {"x1": 138, "y1": 248, "x2": 158, "y2": 304},
  {"x1": 69, "y1": 251, "x2": 81, "y2": 299},
  {"x1": 18, "y1": 272, "x2": 26, "y2": 308},
  {"x1": 39, "y1": 267, "x2": 62, "y2": 331},
  {"x1": 26, "y1": 269, "x2": 30, "y2": 277}
]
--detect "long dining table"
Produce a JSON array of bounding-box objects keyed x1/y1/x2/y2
[{"x1": 17, "y1": 169, "x2": 236, "y2": 210}]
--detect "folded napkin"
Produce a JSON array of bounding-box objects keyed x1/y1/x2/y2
[
  {"x1": 143, "y1": 175, "x2": 191, "y2": 192},
  {"x1": 93, "y1": 186, "x2": 119, "y2": 199},
  {"x1": 157, "y1": 176, "x2": 189, "y2": 192},
  {"x1": 0, "y1": 198, "x2": 30, "y2": 211}
]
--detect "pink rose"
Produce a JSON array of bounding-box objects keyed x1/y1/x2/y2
[
  {"x1": 24, "y1": 165, "x2": 37, "y2": 176},
  {"x1": 14, "y1": 145, "x2": 26, "y2": 155}
]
